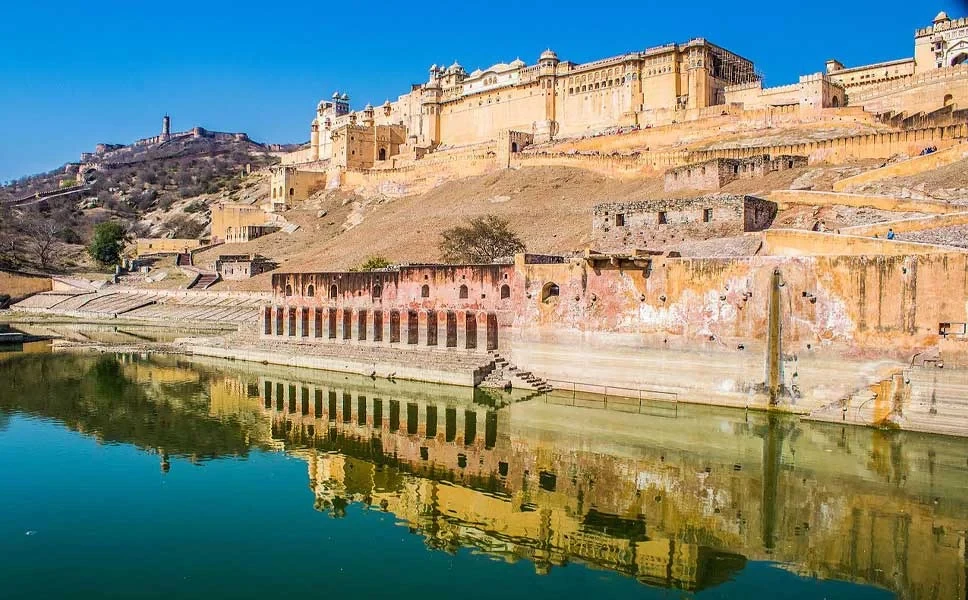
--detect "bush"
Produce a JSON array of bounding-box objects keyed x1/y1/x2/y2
[
  {"x1": 183, "y1": 200, "x2": 207, "y2": 213},
  {"x1": 57, "y1": 228, "x2": 83, "y2": 244},
  {"x1": 351, "y1": 256, "x2": 392, "y2": 272}
]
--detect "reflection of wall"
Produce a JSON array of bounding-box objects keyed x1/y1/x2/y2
[{"x1": 263, "y1": 385, "x2": 968, "y2": 599}]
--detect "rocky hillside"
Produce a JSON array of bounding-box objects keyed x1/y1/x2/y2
[{"x1": 0, "y1": 136, "x2": 279, "y2": 272}]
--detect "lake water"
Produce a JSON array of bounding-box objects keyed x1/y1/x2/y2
[{"x1": 1, "y1": 347, "x2": 966, "y2": 599}]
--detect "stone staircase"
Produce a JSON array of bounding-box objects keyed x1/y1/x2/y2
[
  {"x1": 176, "y1": 253, "x2": 192, "y2": 267},
  {"x1": 189, "y1": 273, "x2": 219, "y2": 289},
  {"x1": 480, "y1": 351, "x2": 553, "y2": 394}
]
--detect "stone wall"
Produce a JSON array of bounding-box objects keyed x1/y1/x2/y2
[
  {"x1": 664, "y1": 155, "x2": 808, "y2": 192},
  {"x1": 135, "y1": 238, "x2": 204, "y2": 256},
  {"x1": 591, "y1": 195, "x2": 776, "y2": 252}
]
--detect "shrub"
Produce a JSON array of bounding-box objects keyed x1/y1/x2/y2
[
  {"x1": 87, "y1": 221, "x2": 126, "y2": 266},
  {"x1": 439, "y1": 216, "x2": 525, "y2": 263}
]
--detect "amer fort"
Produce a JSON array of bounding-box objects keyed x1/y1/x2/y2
[{"x1": 8, "y1": 10, "x2": 968, "y2": 440}]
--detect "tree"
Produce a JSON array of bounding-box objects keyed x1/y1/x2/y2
[
  {"x1": 351, "y1": 255, "x2": 392, "y2": 272},
  {"x1": 439, "y1": 216, "x2": 525, "y2": 263},
  {"x1": 17, "y1": 208, "x2": 64, "y2": 270},
  {"x1": 88, "y1": 221, "x2": 126, "y2": 267}
]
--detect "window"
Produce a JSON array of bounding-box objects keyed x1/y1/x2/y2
[
  {"x1": 500, "y1": 284, "x2": 510, "y2": 299},
  {"x1": 615, "y1": 214, "x2": 625, "y2": 227},
  {"x1": 658, "y1": 211, "x2": 667, "y2": 225},
  {"x1": 306, "y1": 284, "x2": 315, "y2": 297},
  {"x1": 459, "y1": 284, "x2": 468, "y2": 299},
  {"x1": 329, "y1": 284, "x2": 338, "y2": 299},
  {"x1": 285, "y1": 284, "x2": 293, "y2": 296},
  {"x1": 421, "y1": 284, "x2": 430, "y2": 298},
  {"x1": 372, "y1": 284, "x2": 382, "y2": 299},
  {"x1": 289, "y1": 187, "x2": 294, "y2": 196},
  {"x1": 703, "y1": 209, "x2": 713, "y2": 223}
]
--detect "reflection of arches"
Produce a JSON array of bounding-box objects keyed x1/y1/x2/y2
[
  {"x1": 421, "y1": 284, "x2": 430, "y2": 298},
  {"x1": 500, "y1": 284, "x2": 510, "y2": 299},
  {"x1": 285, "y1": 284, "x2": 293, "y2": 296},
  {"x1": 306, "y1": 284, "x2": 315, "y2": 297},
  {"x1": 329, "y1": 284, "x2": 338, "y2": 299},
  {"x1": 378, "y1": 148, "x2": 387, "y2": 161},
  {"x1": 459, "y1": 284, "x2": 468, "y2": 299},
  {"x1": 951, "y1": 53, "x2": 968, "y2": 67},
  {"x1": 541, "y1": 282, "x2": 560, "y2": 302},
  {"x1": 831, "y1": 95, "x2": 840, "y2": 107},
  {"x1": 944, "y1": 93, "x2": 955, "y2": 107}
]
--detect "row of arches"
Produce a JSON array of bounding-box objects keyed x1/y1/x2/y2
[
  {"x1": 264, "y1": 306, "x2": 499, "y2": 351},
  {"x1": 283, "y1": 283, "x2": 512, "y2": 301}
]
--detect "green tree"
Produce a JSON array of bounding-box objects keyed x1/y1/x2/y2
[
  {"x1": 88, "y1": 221, "x2": 126, "y2": 266},
  {"x1": 439, "y1": 216, "x2": 525, "y2": 263},
  {"x1": 351, "y1": 255, "x2": 392, "y2": 271}
]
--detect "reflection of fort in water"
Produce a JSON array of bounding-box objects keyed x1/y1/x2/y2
[
  {"x1": 2, "y1": 351, "x2": 966, "y2": 598},
  {"x1": 258, "y1": 370, "x2": 968, "y2": 599}
]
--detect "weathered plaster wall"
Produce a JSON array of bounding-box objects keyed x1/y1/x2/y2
[{"x1": 135, "y1": 238, "x2": 204, "y2": 256}]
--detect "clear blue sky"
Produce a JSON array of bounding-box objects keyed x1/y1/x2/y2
[{"x1": 1, "y1": 0, "x2": 965, "y2": 182}]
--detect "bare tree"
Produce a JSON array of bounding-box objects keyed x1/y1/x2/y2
[{"x1": 17, "y1": 208, "x2": 64, "y2": 270}]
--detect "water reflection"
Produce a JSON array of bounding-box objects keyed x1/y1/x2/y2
[{"x1": 1, "y1": 351, "x2": 966, "y2": 598}]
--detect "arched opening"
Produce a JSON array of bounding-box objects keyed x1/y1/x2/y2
[
  {"x1": 285, "y1": 284, "x2": 293, "y2": 297},
  {"x1": 944, "y1": 93, "x2": 955, "y2": 107},
  {"x1": 465, "y1": 312, "x2": 477, "y2": 349},
  {"x1": 289, "y1": 187, "x2": 294, "y2": 197},
  {"x1": 446, "y1": 311, "x2": 457, "y2": 347},
  {"x1": 372, "y1": 310, "x2": 383, "y2": 341},
  {"x1": 421, "y1": 284, "x2": 430, "y2": 298},
  {"x1": 407, "y1": 311, "x2": 419, "y2": 344},
  {"x1": 378, "y1": 148, "x2": 387, "y2": 161},
  {"x1": 486, "y1": 313, "x2": 498, "y2": 350},
  {"x1": 511, "y1": 141, "x2": 519, "y2": 153},
  {"x1": 271, "y1": 188, "x2": 276, "y2": 199},
  {"x1": 458, "y1": 284, "x2": 468, "y2": 299},
  {"x1": 372, "y1": 284, "x2": 382, "y2": 299},
  {"x1": 389, "y1": 310, "x2": 401, "y2": 343},
  {"x1": 426, "y1": 310, "x2": 437, "y2": 346},
  {"x1": 951, "y1": 53, "x2": 968, "y2": 67},
  {"x1": 831, "y1": 95, "x2": 840, "y2": 108},
  {"x1": 306, "y1": 284, "x2": 315, "y2": 297},
  {"x1": 329, "y1": 284, "x2": 338, "y2": 299},
  {"x1": 328, "y1": 308, "x2": 337, "y2": 338},
  {"x1": 541, "y1": 282, "x2": 560, "y2": 302},
  {"x1": 225, "y1": 226, "x2": 233, "y2": 240},
  {"x1": 500, "y1": 284, "x2": 511, "y2": 299}
]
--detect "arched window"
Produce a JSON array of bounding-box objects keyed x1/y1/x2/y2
[
  {"x1": 944, "y1": 93, "x2": 954, "y2": 106},
  {"x1": 225, "y1": 226, "x2": 233, "y2": 239},
  {"x1": 421, "y1": 284, "x2": 430, "y2": 298},
  {"x1": 285, "y1": 284, "x2": 293, "y2": 297},
  {"x1": 459, "y1": 284, "x2": 468, "y2": 299},
  {"x1": 372, "y1": 284, "x2": 382, "y2": 299},
  {"x1": 271, "y1": 188, "x2": 276, "y2": 198},
  {"x1": 289, "y1": 187, "x2": 294, "y2": 197},
  {"x1": 511, "y1": 142, "x2": 519, "y2": 153},
  {"x1": 500, "y1": 284, "x2": 510, "y2": 299},
  {"x1": 541, "y1": 282, "x2": 559, "y2": 302},
  {"x1": 329, "y1": 284, "x2": 338, "y2": 299},
  {"x1": 831, "y1": 95, "x2": 840, "y2": 107},
  {"x1": 306, "y1": 284, "x2": 315, "y2": 297},
  {"x1": 378, "y1": 148, "x2": 387, "y2": 161}
]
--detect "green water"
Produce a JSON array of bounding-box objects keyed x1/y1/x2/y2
[{"x1": 1, "y1": 349, "x2": 966, "y2": 599}]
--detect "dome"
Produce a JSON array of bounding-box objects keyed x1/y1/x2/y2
[
  {"x1": 469, "y1": 68, "x2": 482, "y2": 78},
  {"x1": 447, "y1": 61, "x2": 463, "y2": 73},
  {"x1": 332, "y1": 91, "x2": 340, "y2": 99},
  {"x1": 382, "y1": 99, "x2": 391, "y2": 107},
  {"x1": 510, "y1": 58, "x2": 526, "y2": 68},
  {"x1": 340, "y1": 93, "x2": 349, "y2": 101},
  {"x1": 934, "y1": 11, "x2": 950, "y2": 22},
  {"x1": 364, "y1": 103, "x2": 373, "y2": 111},
  {"x1": 539, "y1": 49, "x2": 558, "y2": 61},
  {"x1": 317, "y1": 100, "x2": 327, "y2": 110},
  {"x1": 430, "y1": 63, "x2": 438, "y2": 71}
]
